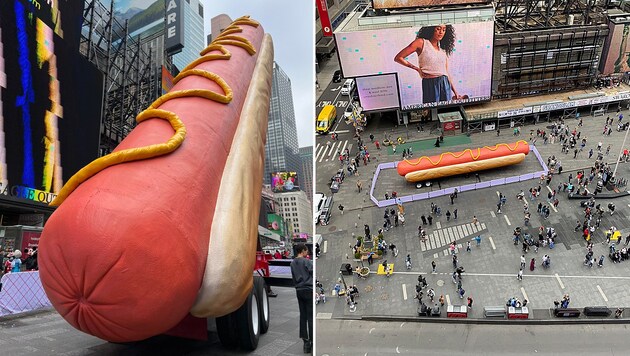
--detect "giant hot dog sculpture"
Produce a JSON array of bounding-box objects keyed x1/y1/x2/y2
[
  {"x1": 38, "y1": 16, "x2": 273, "y2": 341},
  {"x1": 397, "y1": 140, "x2": 530, "y2": 182}
]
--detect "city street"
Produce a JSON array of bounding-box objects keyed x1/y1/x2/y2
[
  {"x1": 317, "y1": 319, "x2": 630, "y2": 355},
  {"x1": 315, "y1": 58, "x2": 630, "y2": 323}
]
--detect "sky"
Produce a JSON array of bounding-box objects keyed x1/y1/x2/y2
[{"x1": 200, "y1": 0, "x2": 315, "y2": 148}]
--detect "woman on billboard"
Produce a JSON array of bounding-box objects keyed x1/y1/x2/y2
[{"x1": 394, "y1": 24, "x2": 464, "y2": 104}]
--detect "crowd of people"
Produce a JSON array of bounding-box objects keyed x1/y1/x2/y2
[{"x1": 2, "y1": 248, "x2": 38, "y2": 275}]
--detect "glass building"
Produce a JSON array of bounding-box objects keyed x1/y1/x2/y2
[{"x1": 264, "y1": 62, "x2": 303, "y2": 190}]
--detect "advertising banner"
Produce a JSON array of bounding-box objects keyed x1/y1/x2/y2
[
  {"x1": 165, "y1": 0, "x2": 185, "y2": 54},
  {"x1": 271, "y1": 172, "x2": 299, "y2": 192},
  {"x1": 336, "y1": 21, "x2": 494, "y2": 109},
  {"x1": 600, "y1": 21, "x2": 630, "y2": 75},
  {"x1": 316, "y1": 0, "x2": 333, "y2": 37},
  {"x1": 373, "y1": 0, "x2": 489, "y2": 9},
  {"x1": 356, "y1": 74, "x2": 400, "y2": 111}
]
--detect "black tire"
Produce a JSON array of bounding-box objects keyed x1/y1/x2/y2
[
  {"x1": 216, "y1": 313, "x2": 238, "y2": 349},
  {"x1": 253, "y1": 276, "x2": 270, "y2": 334},
  {"x1": 235, "y1": 289, "x2": 260, "y2": 350}
]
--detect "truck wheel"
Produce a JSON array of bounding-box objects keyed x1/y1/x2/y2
[
  {"x1": 235, "y1": 289, "x2": 260, "y2": 350},
  {"x1": 216, "y1": 313, "x2": 238, "y2": 348},
  {"x1": 254, "y1": 276, "x2": 270, "y2": 334}
]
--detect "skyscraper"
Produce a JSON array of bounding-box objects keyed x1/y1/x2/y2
[
  {"x1": 264, "y1": 61, "x2": 302, "y2": 188},
  {"x1": 300, "y1": 146, "x2": 313, "y2": 203}
]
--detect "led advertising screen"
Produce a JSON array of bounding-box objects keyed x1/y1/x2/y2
[
  {"x1": 373, "y1": 0, "x2": 489, "y2": 9},
  {"x1": 600, "y1": 21, "x2": 630, "y2": 75},
  {"x1": 271, "y1": 172, "x2": 299, "y2": 193},
  {"x1": 336, "y1": 21, "x2": 494, "y2": 109},
  {"x1": 1, "y1": 0, "x2": 104, "y2": 205},
  {"x1": 356, "y1": 74, "x2": 400, "y2": 111}
]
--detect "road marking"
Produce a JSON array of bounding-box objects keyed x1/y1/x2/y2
[
  {"x1": 457, "y1": 226, "x2": 464, "y2": 238},
  {"x1": 319, "y1": 145, "x2": 330, "y2": 163},
  {"x1": 496, "y1": 191, "x2": 500, "y2": 197},
  {"x1": 490, "y1": 211, "x2": 496, "y2": 218},
  {"x1": 434, "y1": 253, "x2": 439, "y2": 259},
  {"x1": 315, "y1": 145, "x2": 324, "y2": 161},
  {"x1": 400, "y1": 322, "x2": 405, "y2": 328},
  {"x1": 520, "y1": 287, "x2": 529, "y2": 301},
  {"x1": 396, "y1": 346, "x2": 401, "y2": 354},
  {"x1": 402, "y1": 284, "x2": 408, "y2": 300},
  {"x1": 436, "y1": 222, "x2": 442, "y2": 229},
  {"x1": 316, "y1": 312, "x2": 333, "y2": 319},
  {"x1": 430, "y1": 235, "x2": 437, "y2": 249},
  {"x1": 369, "y1": 328, "x2": 375, "y2": 334},
  {"x1": 439, "y1": 230, "x2": 446, "y2": 246},
  {"x1": 489, "y1": 236, "x2": 496, "y2": 250},
  {"x1": 323, "y1": 240, "x2": 328, "y2": 253},
  {"x1": 446, "y1": 294, "x2": 451, "y2": 306},
  {"x1": 462, "y1": 225, "x2": 470, "y2": 235},
  {"x1": 340, "y1": 140, "x2": 349, "y2": 155},
  {"x1": 328, "y1": 141, "x2": 341, "y2": 157},
  {"x1": 546, "y1": 186, "x2": 553, "y2": 193},
  {"x1": 443, "y1": 249, "x2": 449, "y2": 256},
  {"x1": 555, "y1": 273, "x2": 565, "y2": 289},
  {"x1": 481, "y1": 223, "x2": 486, "y2": 230},
  {"x1": 332, "y1": 129, "x2": 350, "y2": 134},
  {"x1": 597, "y1": 285, "x2": 608, "y2": 302},
  {"x1": 550, "y1": 204, "x2": 558, "y2": 212},
  {"x1": 386, "y1": 271, "x2": 630, "y2": 280},
  {"x1": 504, "y1": 215, "x2": 512, "y2": 226}
]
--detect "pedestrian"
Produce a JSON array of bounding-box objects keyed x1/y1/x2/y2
[
  {"x1": 467, "y1": 296, "x2": 473, "y2": 308},
  {"x1": 431, "y1": 260, "x2": 437, "y2": 274},
  {"x1": 357, "y1": 180, "x2": 363, "y2": 192},
  {"x1": 474, "y1": 235, "x2": 481, "y2": 246},
  {"x1": 497, "y1": 202, "x2": 502, "y2": 214},
  {"x1": 626, "y1": 234, "x2": 630, "y2": 246},
  {"x1": 475, "y1": 173, "x2": 481, "y2": 182},
  {"x1": 427, "y1": 215, "x2": 433, "y2": 225},
  {"x1": 520, "y1": 255, "x2": 526, "y2": 269},
  {"x1": 421, "y1": 215, "x2": 427, "y2": 225},
  {"x1": 290, "y1": 244, "x2": 313, "y2": 353},
  {"x1": 450, "y1": 193, "x2": 455, "y2": 205},
  {"x1": 338, "y1": 204, "x2": 344, "y2": 215},
  {"x1": 452, "y1": 254, "x2": 458, "y2": 269},
  {"x1": 446, "y1": 210, "x2": 451, "y2": 221},
  {"x1": 453, "y1": 209, "x2": 458, "y2": 220},
  {"x1": 530, "y1": 258, "x2": 536, "y2": 271},
  {"x1": 458, "y1": 287, "x2": 465, "y2": 299},
  {"x1": 517, "y1": 268, "x2": 523, "y2": 281},
  {"x1": 439, "y1": 294, "x2": 445, "y2": 306},
  {"x1": 466, "y1": 241, "x2": 471, "y2": 252},
  {"x1": 472, "y1": 216, "x2": 478, "y2": 226}
]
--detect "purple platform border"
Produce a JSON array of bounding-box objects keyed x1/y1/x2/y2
[{"x1": 370, "y1": 145, "x2": 549, "y2": 208}]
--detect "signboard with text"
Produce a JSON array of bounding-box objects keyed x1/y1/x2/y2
[
  {"x1": 316, "y1": 0, "x2": 333, "y2": 36},
  {"x1": 165, "y1": 0, "x2": 184, "y2": 54}
]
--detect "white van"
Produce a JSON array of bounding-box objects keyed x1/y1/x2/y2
[
  {"x1": 340, "y1": 79, "x2": 355, "y2": 96},
  {"x1": 314, "y1": 193, "x2": 326, "y2": 225}
]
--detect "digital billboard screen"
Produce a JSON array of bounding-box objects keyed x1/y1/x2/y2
[
  {"x1": 356, "y1": 74, "x2": 400, "y2": 111},
  {"x1": 373, "y1": 0, "x2": 490, "y2": 9},
  {"x1": 271, "y1": 172, "x2": 299, "y2": 193},
  {"x1": 1, "y1": 0, "x2": 104, "y2": 204},
  {"x1": 600, "y1": 21, "x2": 630, "y2": 75},
  {"x1": 336, "y1": 21, "x2": 494, "y2": 109}
]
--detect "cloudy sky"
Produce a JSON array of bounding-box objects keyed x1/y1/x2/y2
[{"x1": 200, "y1": 0, "x2": 314, "y2": 148}]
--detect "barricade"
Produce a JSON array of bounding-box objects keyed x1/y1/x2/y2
[
  {"x1": 583, "y1": 306, "x2": 612, "y2": 317},
  {"x1": 484, "y1": 306, "x2": 507, "y2": 318},
  {"x1": 554, "y1": 308, "x2": 581, "y2": 317},
  {"x1": 0, "y1": 271, "x2": 51, "y2": 317},
  {"x1": 507, "y1": 306, "x2": 529, "y2": 319},
  {"x1": 446, "y1": 305, "x2": 468, "y2": 318}
]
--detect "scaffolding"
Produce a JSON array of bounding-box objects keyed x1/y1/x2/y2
[{"x1": 79, "y1": 0, "x2": 162, "y2": 156}]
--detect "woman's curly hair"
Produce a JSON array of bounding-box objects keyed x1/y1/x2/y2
[{"x1": 416, "y1": 25, "x2": 456, "y2": 57}]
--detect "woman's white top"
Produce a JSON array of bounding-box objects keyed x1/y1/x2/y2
[{"x1": 417, "y1": 39, "x2": 448, "y2": 76}]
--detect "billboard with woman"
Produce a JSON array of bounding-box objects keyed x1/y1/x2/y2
[{"x1": 336, "y1": 21, "x2": 494, "y2": 109}]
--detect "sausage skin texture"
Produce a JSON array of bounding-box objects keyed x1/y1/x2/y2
[
  {"x1": 396, "y1": 140, "x2": 530, "y2": 176},
  {"x1": 38, "y1": 23, "x2": 265, "y2": 342}
]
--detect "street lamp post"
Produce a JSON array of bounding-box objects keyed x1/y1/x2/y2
[
  {"x1": 338, "y1": 270, "x2": 348, "y2": 292},
  {"x1": 612, "y1": 122, "x2": 630, "y2": 180}
]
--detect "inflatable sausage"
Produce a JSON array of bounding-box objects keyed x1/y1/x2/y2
[
  {"x1": 38, "y1": 16, "x2": 273, "y2": 342},
  {"x1": 397, "y1": 141, "x2": 530, "y2": 182}
]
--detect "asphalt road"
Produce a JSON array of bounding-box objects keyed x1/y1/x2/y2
[{"x1": 317, "y1": 319, "x2": 630, "y2": 355}]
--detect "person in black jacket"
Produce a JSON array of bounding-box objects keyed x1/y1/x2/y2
[{"x1": 290, "y1": 244, "x2": 313, "y2": 353}]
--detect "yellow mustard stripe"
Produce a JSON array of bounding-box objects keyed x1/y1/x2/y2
[
  {"x1": 401, "y1": 140, "x2": 529, "y2": 167},
  {"x1": 50, "y1": 17, "x2": 259, "y2": 207}
]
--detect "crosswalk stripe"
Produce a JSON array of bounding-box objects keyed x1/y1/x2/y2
[
  {"x1": 421, "y1": 243, "x2": 426, "y2": 252},
  {"x1": 471, "y1": 223, "x2": 478, "y2": 233},
  {"x1": 490, "y1": 211, "x2": 496, "y2": 218},
  {"x1": 340, "y1": 140, "x2": 349, "y2": 155},
  {"x1": 436, "y1": 221, "x2": 442, "y2": 229},
  {"x1": 329, "y1": 141, "x2": 341, "y2": 157},
  {"x1": 319, "y1": 144, "x2": 330, "y2": 163},
  {"x1": 443, "y1": 249, "x2": 449, "y2": 256},
  {"x1": 439, "y1": 230, "x2": 446, "y2": 246},
  {"x1": 481, "y1": 223, "x2": 486, "y2": 230},
  {"x1": 429, "y1": 235, "x2": 436, "y2": 249},
  {"x1": 504, "y1": 215, "x2": 512, "y2": 226},
  {"x1": 315, "y1": 145, "x2": 324, "y2": 161},
  {"x1": 489, "y1": 236, "x2": 496, "y2": 250},
  {"x1": 446, "y1": 294, "x2": 451, "y2": 306},
  {"x1": 462, "y1": 224, "x2": 470, "y2": 236}
]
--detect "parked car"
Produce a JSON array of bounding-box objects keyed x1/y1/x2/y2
[
  {"x1": 344, "y1": 105, "x2": 354, "y2": 118},
  {"x1": 316, "y1": 105, "x2": 337, "y2": 134},
  {"x1": 332, "y1": 70, "x2": 342, "y2": 83}
]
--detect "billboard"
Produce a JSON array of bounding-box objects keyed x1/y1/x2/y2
[
  {"x1": 165, "y1": 0, "x2": 185, "y2": 54},
  {"x1": 271, "y1": 172, "x2": 299, "y2": 192},
  {"x1": 0, "y1": 0, "x2": 104, "y2": 205},
  {"x1": 356, "y1": 74, "x2": 401, "y2": 111},
  {"x1": 600, "y1": 21, "x2": 630, "y2": 75},
  {"x1": 102, "y1": 0, "x2": 164, "y2": 36},
  {"x1": 373, "y1": 0, "x2": 489, "y2": 9},
  {"x1": 336, "y1": 21, "x2": 494, "y2": 109}
]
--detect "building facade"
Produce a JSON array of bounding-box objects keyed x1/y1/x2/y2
[
  {"x1": 264, "y1": 62, "x2": 303, "y2": 189},
  {"x1": 299, "y1": 146, "x2": 313, "y2": 203},
  {"x1": 275, "y1": 190, "x2": 312, "y2": 237}
]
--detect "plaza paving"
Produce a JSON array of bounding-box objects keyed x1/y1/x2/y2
[{"x1": 315, "y1": 101, "x2": 630, "y2": 321}]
